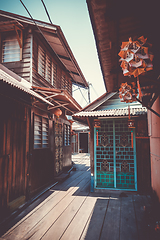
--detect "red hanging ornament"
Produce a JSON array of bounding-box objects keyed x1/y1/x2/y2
[{"x1": 118, "y1": 36, "x2": 154, "y2": 102}]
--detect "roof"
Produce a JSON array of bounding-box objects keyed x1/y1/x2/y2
[
  {"x1": 86, "y1": 0, "x2": 160, "y2": 93},
  {"x1": 0, "y1": 64, "x2": 54, "y2": 107},
  {"x1": 0, "y1": 10, "x2": 88, "y2": 88},
  {"x1": 74, "y1": 107, "x2": 147, "y2": 118},
  {"x1": 82, "y1": 92, "x2": 117, "y2": 111},
  {"x1": 73, "y1": 90, "x2": 147, "y2": 120},
  {"x1": 32, "y1": 86, "x2": 82, "y2": 114}
]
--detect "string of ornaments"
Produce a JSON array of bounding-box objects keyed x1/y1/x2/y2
[{"x1": 118, "y1": 36, "x2": 154, "y2": 102}]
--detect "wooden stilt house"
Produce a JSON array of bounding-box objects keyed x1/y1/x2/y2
[
  {"x1": 0, "y1": 10, "x2": 88, "y2": 219},
  {"x1": 74, "y1": 92, "x2": 151, "y2": 193}
]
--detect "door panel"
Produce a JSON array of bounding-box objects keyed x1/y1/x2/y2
[
  {"x1": 95, "y1": 119, "x2": 136, "y2": 190},
  {"x1": 96, "y1": 120, "x2": 114, "y2": 188},
  {"x1": 115, "y1": 119, "x2": 136, "y2": 189}
]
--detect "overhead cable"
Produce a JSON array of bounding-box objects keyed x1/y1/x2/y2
[
  {"x1": 19, "y1": 0, "x2": 88, "y2": 105},
  {"x1": 40, "y1": 0, "x2": 53, "y2": 24}
]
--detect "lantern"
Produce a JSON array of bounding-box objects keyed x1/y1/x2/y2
[
  {"x1": 53, "y1": 108, "x2": 62, "y2": 117},
  {"x1": 118, "y1": 36, "x2": 154, "y2": 102}
]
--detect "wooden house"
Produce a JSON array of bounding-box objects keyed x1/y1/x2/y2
[
  {"x1": 0, "y1": 10, "x2": 88, "y2": 219},
  {"x1": 74, "y1": 92, "x2": 151, "y2": 193},
  {"x1": 86, "y1": 1, "x2": 160, "y2": 200},
  {"x1": 71, "y1": 121, "x2": 90, "y2": 153}
]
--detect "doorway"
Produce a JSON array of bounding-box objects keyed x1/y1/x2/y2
[
  {"x1": 79, "y1": 133, "x2": 88, "y2": 153},
  {"x1": 94, "y1": 119, "x2": 137, "y2": 190}
]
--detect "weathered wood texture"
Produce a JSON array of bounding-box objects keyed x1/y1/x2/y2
[
  {"x1": 3, "y1": 30, "x2": 32, "y2": 83},
  {"x1": 136, "y1": 117, "x2": 151, "y2": 193},
  {"x1": 1, "y1": 153, "x2": 151, "y2": 240},
  {"x1": 0, "y1": 96, "x2": 29, "y2": 219},
  {"x1": 32, "y1": 34, "x2": 72, "y2": 95}
]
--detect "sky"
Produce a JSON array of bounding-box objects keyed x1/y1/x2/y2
[{"x1": 0, "y1": 0, "x2": 106, "y2": 107}]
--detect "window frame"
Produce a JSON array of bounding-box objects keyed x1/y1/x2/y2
[
  {"x1": 34, "y1": 114, "x2": 49, "y2": 149},
  {"x1": 2, "y1": 32, "x2": 21, "y2": 63},
  {"x1": 64, "y1": 124, "x2": 71, "y2": 146},
  {"x1": 38, "y1": 44, "x2": 57, "y2": 86}
]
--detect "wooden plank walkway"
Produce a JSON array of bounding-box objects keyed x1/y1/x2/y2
[{"x1": 0, "y1": 153, "x2": 152, "y2": 240}]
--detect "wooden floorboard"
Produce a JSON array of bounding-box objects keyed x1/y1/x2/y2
[
  {"x1": 82, "y1": 197, "x2": 110, "y2": 240},
  {"x1": 120, "y1": 195, "x2": 138, "y2": 240},
  {"x1": 2, "y1": 170, "x2": 89, "y2": 239},
  {"x1": 100, "y1": 197, "x2": 121, "y2": 240},
  {"x1": 1, "y1": 154, "x2": 151, "y2": 240},
  {"x1": 24, "y1": 176, "x2": 90, "y2": 240},
  {"x1": 132, "y1": 194, "x2": 149, "y2": 240},
  {"x1": 42, "y1": 193, "x2": 89, "y2": 239},
  {"x1": 60, "y1": 196, "x2": 97, "y2": 240}
]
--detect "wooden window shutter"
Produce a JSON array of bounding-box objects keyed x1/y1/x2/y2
[
  {"x1": 38, "y1": 45, "x2": 45, "y2": 78},
  {"x1": 2, "y1": 33, "x2": 21, "y2": 62},
  {"x1": 52, "y1": 62, "x2": 57, "y2": 87},
  {"x1": 46, "y1": 54, "x2": 51, "y2": 83}
]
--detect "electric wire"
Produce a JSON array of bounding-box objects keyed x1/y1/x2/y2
[
  {"x1": 39, "y1": 0, "x2": 90, "y2": 105},
  {"x1": 40, "y1": 0, "x2": 52, "y2": 24},
  {"x1": 19, "y1": 0, "x2": 89, "y2": 105}
]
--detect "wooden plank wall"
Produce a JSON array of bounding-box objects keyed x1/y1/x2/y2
[
  {"x1": 32, "y1": 33, "x2": 72, "y2": 95},
  {"x1": 3, "y1": 29, "x2": 32, "y2": 83},
  {"x1": 0, "y1": 97, "x2": 29, "y2": 218},
  {"x1": 136, "y1": 116, "x2": 151, "y2": 193}
]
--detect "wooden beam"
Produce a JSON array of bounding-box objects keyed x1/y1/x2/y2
[
  {"x1": 47, "y1": 103, "x2": 69, "y2": 110},
  {"x1": 136, "y1": 97, "x2": 160, "y2": 118}
]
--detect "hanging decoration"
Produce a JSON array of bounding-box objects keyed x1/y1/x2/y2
[
  {"x1": 127, "y1": 106, "x2": 135, "y2": 148},
  {"x1": 128, "y1": 105, "x2": 135, "y2": 129},
  {"x1": 94, "y1": 119, "x2": 101, "y2": 128},
  {"x1": 52, "y1": 108, "x2": 62, "y2": 124},
  {"x1": 118, "y1": 36, "x2": 154, "y2": 102},
  {"x1": 53, "y1": 108, "x2": 62, "y2": 117},
  {"x1": 119, "y1": 82, "x2": 137, "y2": 103},
  {"x1": 96, "y1": 130, "x2": 99, "y2": 146}
]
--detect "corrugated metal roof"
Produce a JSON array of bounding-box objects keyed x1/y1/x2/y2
[
  {"x1": 74, "y1": 107, "x2": 147, "y2": 117},
  {"x1": 0, "y1": 64, "x2": 54, "y2": 107}
]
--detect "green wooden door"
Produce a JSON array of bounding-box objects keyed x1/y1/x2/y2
[{"x1": 95, "y1": 119, "x2": 137, "y2": 190}]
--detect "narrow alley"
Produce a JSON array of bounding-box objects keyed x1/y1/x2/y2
[{"x1": 0, "y1": 153, "x2": 152, "y2": 240}]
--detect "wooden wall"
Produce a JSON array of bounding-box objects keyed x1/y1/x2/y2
[
  {"x1": 32, "y1": 33, "x2": 72, "y2": 95},
  {"x1": 29, "y1": 107, "x2": 72, "y2": 196},
  {"x1": 148, "y1": 97, "x2": 160, "y2": 201},
  {"x1": 1, "y1": 27, "x2": 72, "y2": 95},
  {"x1": 0, "y1": 95, "x2": 30, "y2": 218},
  {"x1": 2, "y1": 28, "x2": 32, "y2": 83}
]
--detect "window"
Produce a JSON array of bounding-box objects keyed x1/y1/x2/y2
[
  {"x1": 38, "y1": 45, "x2": 55, "y2": 84},
  {"x1": 34, "y1": 115, "x2": 49, "y2": 148},
  {"x1": 46, "y1": 54, "x2": 52, "y2": 82},
  {"x1": 52, "y1": 62, "x2": 57, "y2": 87},
  {"x1": 38, "y1": 45, "x2": 45, "y2": 78},
  {"x1": 64, "y1": 124, "x2": 71, "y2": 146},
  {"x1": 2, "y1": 33, "x2": 20, "y2": 62}
]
